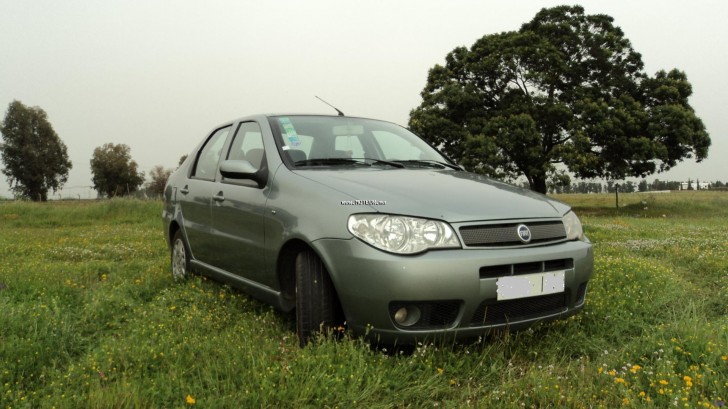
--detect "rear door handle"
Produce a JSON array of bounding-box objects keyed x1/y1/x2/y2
[
  {"x1": 180, "y1": 185, "x2": 190, "y2": 194},
  {"x1": 213, "y1": 192, "x2": 225, "y2": 202}
]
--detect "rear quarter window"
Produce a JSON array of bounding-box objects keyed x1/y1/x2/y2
[{"x1": 191, "y1": 126, "x2": 231, "y2": 180}]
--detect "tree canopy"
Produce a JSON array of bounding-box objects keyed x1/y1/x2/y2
[
  {"x1": 0, "y1": 100, "x2": 72, "y2": 201},
  {"x1": 409, "y1": 5, "x2": 710, "y2": 193},
  {"x1": 146, "y1": 165, "x2": 172, "y2": 196},
  {"x1": 90, "y1": 143, "x2": 145, "y2": 198}
]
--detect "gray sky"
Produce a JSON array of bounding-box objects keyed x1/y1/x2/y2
[{"x1": 1, "y1": 0, "x2": 726, "y2": 198}]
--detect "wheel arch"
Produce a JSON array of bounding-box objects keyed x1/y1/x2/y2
[
  {"x1": 276, "y1": 239, "x2": 309, "y2": 307},
  {"x1": 168, "y1": 220, "x2": 181, "y2": 248},
  {"x1": 276, "y1": 239, "x2": 344, "y2": 317}
]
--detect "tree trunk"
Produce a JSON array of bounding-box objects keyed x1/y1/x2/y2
[
  {"x1": 29, "y1": 186, "x2": 48, "y2": 202},
  {"x1": 530, "y1": 175, "x2": 548, "y2": 194}
]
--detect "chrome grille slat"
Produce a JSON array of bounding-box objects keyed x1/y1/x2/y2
[{"x1": 460, "y1": 221, "x2": 566, "y2": 247}]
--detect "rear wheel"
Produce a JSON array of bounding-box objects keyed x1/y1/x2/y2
[
  {"x1": 171, "y1": 230, "x2": 191, "y2": 281},
  {"x1": 295, "y1": 249, "x2": 341, "y2": 346}
]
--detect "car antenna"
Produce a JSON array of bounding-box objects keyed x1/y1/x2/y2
[{"x1": 315, "y1": 96, "x2": 345, "y2": 116}]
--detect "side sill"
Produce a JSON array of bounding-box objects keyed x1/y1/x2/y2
[{"x1": 190, "y1": 260, "x2": 294, "y2": 312}]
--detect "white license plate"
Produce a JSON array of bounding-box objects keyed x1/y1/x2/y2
[{"x1": 496, "y1": 271, "x2": 565, "y2": 301}]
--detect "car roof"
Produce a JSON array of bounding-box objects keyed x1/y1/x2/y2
[{"x1": 217, "y1": 113, "x2": 402, "y2": 128}]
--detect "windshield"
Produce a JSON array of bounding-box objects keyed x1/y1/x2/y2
[{"x1": 269, "y1": 115, "x2": 454, "y2": 169}]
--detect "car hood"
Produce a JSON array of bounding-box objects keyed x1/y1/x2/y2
[{"x1": 293, "y1": 169, "x2": 569, "y2": 222}]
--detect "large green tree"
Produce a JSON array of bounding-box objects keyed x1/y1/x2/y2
[
  {"x1": 0, "y1": 100, "x2": 73, "y2": 201},
  {"x1": 409, "y1": 6, "x2": 710, "y2": 193},
  {"x1": 90, "y1": 143, "x2": 145, "y2": 198}
]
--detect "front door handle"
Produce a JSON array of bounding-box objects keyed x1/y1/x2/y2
[
  {"x1": 213, "y1": 192, "x2": 225, "y2": 202},
  {"x1": 180, "y1": 185, "x2": 190, "y2": 195}
]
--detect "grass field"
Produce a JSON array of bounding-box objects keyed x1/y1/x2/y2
[{"x1": 1, "y1": 192, "x2": 727, "y2": 408}]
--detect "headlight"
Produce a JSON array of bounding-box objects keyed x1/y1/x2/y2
[
  {"x1": 562, "y1": 211, "x2": 585, "y2": 241},
  {"x1": 347, "y1": 214, "x2": 461, "y2": 254}
]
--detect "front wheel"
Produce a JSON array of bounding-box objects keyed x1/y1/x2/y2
[
  {"x1": 171, "y1": 230, "x2": 191, "y2": 281},
  {"x1": 295, "y1": 249, "x2": 342, "y2": 347}
]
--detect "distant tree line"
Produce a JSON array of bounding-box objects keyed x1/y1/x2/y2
[
  {"x1": 545, "y1": 178, "x2": 727, "y2": 194},
  {"x1": 1, "y1": 100, "x2": 177, "y2": 201}
]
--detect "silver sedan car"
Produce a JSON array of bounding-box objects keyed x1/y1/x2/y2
[{"x1": 163, "y1": 114, "x2": 594, "y2": 346}]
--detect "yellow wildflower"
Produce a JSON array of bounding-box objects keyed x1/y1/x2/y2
[{"x1": 186, "y1": 395, "x2": 196, "y2": 405}]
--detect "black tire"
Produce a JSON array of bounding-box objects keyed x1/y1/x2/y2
[
  {"x1": 171, "y1": 230, "x2": 192, "y2": 281},
  {"x1": 295, "y1": 249, "x2": 341, "y2": 347}
]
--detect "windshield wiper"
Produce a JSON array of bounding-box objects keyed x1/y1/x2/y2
[
  {"x1": 294, "y1": 158, "x2": 369, "y2": 167},
  {"x1": 294, "y1": 158, "x2": 405, "y2": 168},
  {"x1": 349, "y1": 158, "x2": 405, "y2": 168},
  {"x1": 393, "y1": 160, "x2": 461, "y2": 170}
]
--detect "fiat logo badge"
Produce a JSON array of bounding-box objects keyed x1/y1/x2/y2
[{"x1": 516, "y1": 224, "x2": 532, "y2": 243}]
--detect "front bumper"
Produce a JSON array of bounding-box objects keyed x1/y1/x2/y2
[{"x1": 312, "y1": 237, "x2": 593, "y2": 344}]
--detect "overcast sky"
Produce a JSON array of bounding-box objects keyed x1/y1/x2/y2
[{"x1": 1, "y1": 0, "x2": 726, "y2": 198}]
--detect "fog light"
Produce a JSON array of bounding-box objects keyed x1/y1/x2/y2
[
  {"x1": 393, "y1": 306, "x2": 421, "y2": 327},
  {"x1": 394, "y1": 307, "x2": 408, "y2": 323}
]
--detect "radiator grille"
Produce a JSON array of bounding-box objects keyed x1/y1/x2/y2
[
  {"x1": 479, "y1": 258, "x2": 573, "y2": 279},
  {"x1": 460, "y1": 221, "x2": 566, "y2": 247}
]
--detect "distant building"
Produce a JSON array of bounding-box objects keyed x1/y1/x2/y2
[{"x1": 679, "y1": 181, "x2": 711, "y2": 190}]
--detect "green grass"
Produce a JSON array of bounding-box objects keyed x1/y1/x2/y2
[{"x1": 1, "y1": 195, "x2": 727, "y2": 408}]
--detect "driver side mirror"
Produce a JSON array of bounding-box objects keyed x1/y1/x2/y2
[{"x1": 219, "y1": 160, "x2": 267, "y2": 187}]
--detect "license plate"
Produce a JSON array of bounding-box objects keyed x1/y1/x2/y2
[{"x1": 496, "y1": 271, "x2": 565, "y2": 301}]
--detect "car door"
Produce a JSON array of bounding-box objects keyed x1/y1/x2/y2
[
  {"x1": 209, "y1": 121, "x2": 268, "y2": 282},
  {"x1": 178, "y1": 125, "x2": 231, "y2": 264}
]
